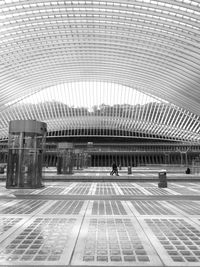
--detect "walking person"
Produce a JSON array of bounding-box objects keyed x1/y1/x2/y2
[{"x1": 110, "y1": 162, "x2": 119, "y2": 176}]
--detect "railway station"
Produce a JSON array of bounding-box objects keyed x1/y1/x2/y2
[{"x1": 1, "y1": 0, "x2": 200, "y2": 266}]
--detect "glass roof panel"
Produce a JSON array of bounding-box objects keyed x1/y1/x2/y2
[{"x1": 0, "y1": 0, "x2": 200, "y2": 141}]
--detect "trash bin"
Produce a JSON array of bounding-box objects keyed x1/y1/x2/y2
[
  {"x1": 185, "y1": 167, "x2": 190, "y2": 174},
  {"x1": 0, "y1": 166, "x2": 4, "y2": 174},
  {"x1": 158, "y1": 170, "x2": 167, "y2": 188},
  {"x1": 128, "y1": 166, "x2": 132, "y2": 175}
]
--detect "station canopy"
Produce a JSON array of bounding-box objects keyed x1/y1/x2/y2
[{"x1": 1, "y1": 0, "x2": 200, "y2": 143}]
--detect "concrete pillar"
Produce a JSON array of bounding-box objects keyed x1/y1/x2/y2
[
  {"x1": 95, "y1": 155, "x2": 97, "y2": 167},
  {"x1": 53, "y1": 155, "x2": 57, "y2": 166},
  {"x1": 119, "y1": 155, "x2": 122, "y2": 167},
  {"x1": 158, "y1": 155, "x2": 161, "y2": 164},
  {"x1": 100, "y1": 155, "x2": 102, "y2": 167},
  {"x1": 17, "y1": 132, "x2": 24, "y2": 187},
  {"x1": 133, "y1": 155, "x2": 136, "y2": 166}
]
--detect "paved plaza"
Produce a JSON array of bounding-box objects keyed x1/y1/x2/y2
[{"x1": 1, "y1": 178, "x2": 200, "y2": 266}]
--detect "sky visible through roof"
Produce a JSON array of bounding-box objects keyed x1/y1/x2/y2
[{"x1": 18, "y1": 82, "x2": 162, "y2": 111}]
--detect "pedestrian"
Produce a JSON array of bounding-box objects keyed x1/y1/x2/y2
[
  {"x1": 185, "y1": 167, "x2": 190, "y2": 174},
  {"x1": 110, "y1": 162, "x2": 119, "y2": 176}
]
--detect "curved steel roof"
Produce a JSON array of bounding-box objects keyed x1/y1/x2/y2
[{"x1": 1, "y1": 0, "x2": 200, "y2": 142}]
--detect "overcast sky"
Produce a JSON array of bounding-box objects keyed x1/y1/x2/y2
[{"x1": 20, "y1": 82, "x2": 161, "y2": 109}]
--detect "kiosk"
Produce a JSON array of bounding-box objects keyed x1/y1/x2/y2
[{"x1": 6, "y1": 120, "x2": 47, "y2": 188}]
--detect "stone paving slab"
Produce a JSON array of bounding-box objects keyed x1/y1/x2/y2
[
  {"x1": 0, "y1": 199, "x2": 19, "y2": 210},
  {"x1": 127, "y1": 200, "x2": 179, "y2": 216},
  {"x1": 0, "y1": 216, "x2": 30, "y2": 244},
  {"x1": 86, "y1": 200, "x2": 132, "y2": 216},
  {"x1": 140, "y1": 217, "x2": 200, "y2": 266},
  {"x1": 10, "y1": 182, "x2": 200, "y2": 197},
  {"x1": 72, "y1": 216, "x2": 162, "y2": 266},
  {"x1": 1, "y1": 182, "x2": 200, "y2": 266},
  {"x1": 0, "y1": 199, "x2": 49, "y2": 215},
  {"x1": 166, "y1": 201, "x2": 200, "y2": 217},
  {"x1": 41, "y1": 200, "x2": 88, "y2": 215},
  {"x1": 0, "y1": 216, "x2": 83, "y2": 266}
]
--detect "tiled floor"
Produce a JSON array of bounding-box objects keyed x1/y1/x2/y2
[{"x1": 1, "y1": 181, "x2": 200, "y2": 266}]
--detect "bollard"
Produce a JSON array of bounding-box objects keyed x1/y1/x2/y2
[
  {"x1": 128, "y1": 166, "x2": 132, "y2": 175},
  {"x1": 158, "y1": 170, "x2": 167, "y2": 188}
]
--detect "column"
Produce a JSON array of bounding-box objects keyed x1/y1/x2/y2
[{"x1": 18, "y1": 132, "x2": 24, "y2": 187}]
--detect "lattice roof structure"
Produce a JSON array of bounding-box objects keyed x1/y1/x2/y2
[{"x1": 1, "y1": 0, "x2": 200, "y2": 142}]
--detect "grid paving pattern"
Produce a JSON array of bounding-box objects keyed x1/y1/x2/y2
[
  {"x1": 0, "y1": 217, "x2": 82, "y2": 265},
  {"x1": 87, "y1": 201, "x2": 130, "y2": 216},
  {"x1": 0, "y1": 199, "x2": 19, "y2": 210},
  {"x1": 1, "y1": 181, "x2": 200, "y2": 266},
  {"x1": 95, "y1": 184, "x2": 118, "y2": 195},
  {"x1": 168, "y1": 201, "x2": 200, "y2": 216},
  {"x1": 72, "y1": 217, "x2": 162, "y2": 266},
  {"x1": 168, "y1": 187, "x2": 200, "y2": 195},
  {"x1": 36, "y1": 187, "x2": 66, "y2": 195},
  {"x1": 120, "y1": 187, "x2": 146, "y2": 195},
  {"x1": 0, "y1": 218, "x2": 23, "y2": 237},
  {"x1": 68, "y1": 184, "x2": 92, "y2": 195},
  {"x1": 143, "y1": 218, "x2": 200, "y2": 265},
  {"x1": 7, "y1": 182, "x2": 200, "y2": 196},
  {"x1": 144, "y1": 188, "x2": 174, "y2": 195},
  {"x1": 0, "y1": 200, "x2": 48, "y2": 214},
  {"x1": 43, "y1": 200, "x2": 86, "y2": 215},
  {"x1": 129, "y1": 200, "x2": 176, "y2": 215}
]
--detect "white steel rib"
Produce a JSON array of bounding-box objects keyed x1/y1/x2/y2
[{"x1": 0, "y1": 0, "x2": 200, "y2": 142}]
